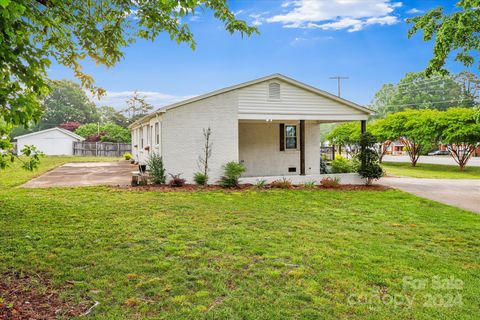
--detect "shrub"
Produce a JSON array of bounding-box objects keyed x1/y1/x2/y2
[
  {"x1": 123, "y1": 152, "x2": 132, "y2": 160},
  {"x1": 76, "y1": 123, "x2": 131, "y2": 143},
  {"x1": 147, "y1": 153, "x2": 166, "y2": 184},
  {"x1": 320, "y1": 156, "x2": 328, "y2": 174},
  {"x1": 357, "y1": 132, "x2": 385, "y2": 185},
  {"x1": 331, "y1": 155, "x2": 356, "y2": 173},
  {"x1": 193, "y1": 172, "x2": 208, "y2": 186},
  {"x1": 58, "y1": 121, "x2": 81, "y2": 132},
  {"x1": 270, "y1": 177, "x2": 292, "y2": 189},
  {"x1": 320, "y1": 177, "x2": 341, "y2": 188},
  {"x1": 219, "y1": 161, "x2": 246, "y2": 188},
  {"x1": 303, "y1": 181, "x2": 316, "y2": 189},
  {"x1": 254, "y1": 179, "x2": 267, "y2": 188},
  {"x1": 168, "y1": 173, "x2": 186, "y2": 187}
]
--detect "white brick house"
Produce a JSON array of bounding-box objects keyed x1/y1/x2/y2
[{"x1": 129, "y1": 74, "x2": 372, "y2": 183}]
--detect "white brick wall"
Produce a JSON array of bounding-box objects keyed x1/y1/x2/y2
[
  {"x1": 239, "y1": 121, "x2": 320, "y2": 176},
  {"x1": 160, "y1": 91, "x2": 239, "y2": 183}
]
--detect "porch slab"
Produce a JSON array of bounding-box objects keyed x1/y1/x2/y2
[{"x1": 239, "y1": 173, "x2": 366, "y2": 185}]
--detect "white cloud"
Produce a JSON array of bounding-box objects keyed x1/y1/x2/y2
[
  {"x1": 290, "y1": 35, "x2": 334, "y2": 45},
  {"x1": 266, "y1": 0, "x2": 402, "y2": 32},
  {"x1": 89, "y1": 91, "x2": 195, "y2": 110},
  {"x1": 249, "y1": 12, "x2": 270, "y2": 26},
  {"x1": 407, "y1": 8, "x2": 423, "y2": 14}
]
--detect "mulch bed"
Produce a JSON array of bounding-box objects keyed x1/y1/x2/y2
[
  {"x1": 120, "y1": 184, "x2": 390, "y2": 192},
  {"x1": 0, "y1": 272, "x2": 91, "y2": 320}
]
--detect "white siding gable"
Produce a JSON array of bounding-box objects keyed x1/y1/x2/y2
[{"x1": 237, "y1": 79, "x2": 367, "y2": 120}]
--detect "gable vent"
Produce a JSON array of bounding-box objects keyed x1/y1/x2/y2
[{"x1": 268, "y1": 82, "x2": 281, "y2": 99}]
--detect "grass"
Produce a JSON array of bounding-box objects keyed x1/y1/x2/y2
[
  {"x1": 0, "y1": 157, "x2": 479, "y2": 319},
  {"x1": 382, "y1": 161, "x2": 480, "y2": 179},
  {"x1": 0, "y1": 156, "x2": 121, "y2": 188}
]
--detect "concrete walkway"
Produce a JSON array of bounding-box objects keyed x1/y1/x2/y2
[
  {"x1": 379, "y1": 177, "x2": 480, "y2": 214},
  {"x1": 22, "y1": 161, "x2": 134, "y2": 188}
]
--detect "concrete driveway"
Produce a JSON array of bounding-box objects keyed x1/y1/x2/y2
[
  {"x1": 22, "y1": 161, "x2": 134, "y2": 188},
  {"x1": 380, "y1": 177, "x2": 480, "y2": 214}
]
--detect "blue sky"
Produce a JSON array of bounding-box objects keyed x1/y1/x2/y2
[{"x1": 48, "y1": 0, "x2": 476, "y2": 110}]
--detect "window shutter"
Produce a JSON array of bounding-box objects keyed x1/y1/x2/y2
[{"x1": 280, "y1": 123, "x2": 285, "y2": 151}]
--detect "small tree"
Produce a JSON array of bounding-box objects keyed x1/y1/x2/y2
[
  {"x1": 357, "y1": 133, "x2": 384, "y2": 185},
  {"x1": 325, "y1": 122, "x2": 361, "y2": 158},
  {"x1": 195, "y1": 127, "x2": 212, "y2": 185},
  {"x1": 377, "y1": 109, "x2": 441, "y2": 166},
  {"x1": 437, "y1": 108, "x2": 480, "y2": 171},
  {"x1": 58, "y1": 121, "x2": 81, "y2": 132},
  {"x1": 368, "y1": 119, "x2": 392, "y2": 163},
  {"x1": 147, "y1": 153, "x2": 166, "y2": 184}
]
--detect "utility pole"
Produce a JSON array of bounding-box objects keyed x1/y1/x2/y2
[{"x1": 329, "y1": 76, "x2": 349, "y2": 97}]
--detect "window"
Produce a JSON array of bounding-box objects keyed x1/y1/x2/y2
[
  {"x1": 268, "y1": 82, "x2": 280, "y2": 100},
  {"x1": 150, "y1": 125, "x2": 153, "y2": 146},
  {"x1": 285, "y1": 125, "x2": 297, "y2": 150},
  {"x1": 155, "y1": 122, "x2": 159, "y2": 145},
  {"x1": 146, "y1": 126, "x2": 151, "y2": 146},
  {"x1": 139, "y1": 127, "x2": 144, "y2": 148}
]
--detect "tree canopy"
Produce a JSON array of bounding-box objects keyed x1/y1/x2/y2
[
  {"x1": 0, "y1": 0, "x2": 257, "y2": 169},
  {"x1": 376, "y1": 109, "x2": 441, "y2": 166},
  {"x1": 369, "y1": 71, "x2": 478, "y2": 118},
  {"x1": 407, "y1": 0, "x2": 480, "y2": 75},
  {"x1": 39, "y1": 80, "x2": 100, "y2": 129},
  {"x1": 436, "y1": 108, "x2": 480, "y2": 170}
]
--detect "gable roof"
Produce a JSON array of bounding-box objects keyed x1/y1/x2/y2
[
  {"x1": 14, "y1": 127, "x2": 85, "y2": 141},
  {"x1": 129, "y1": 74, "x2": 373, "y2": 128}
]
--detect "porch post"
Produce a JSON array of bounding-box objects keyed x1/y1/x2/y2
[
  {"x1": 300, "y1": 120, "x2": 305, "y2": 175},
  {"x1": 360, "y1": 120, "x2": 366, "y2": 166}
]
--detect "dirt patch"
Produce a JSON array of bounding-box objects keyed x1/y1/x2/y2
[
  {"x1": 0, "y1": 272, "x2": 90, "y2": 319},
  {"x1": 118, "y1": 184, "x2": 390, "y2": 193}
]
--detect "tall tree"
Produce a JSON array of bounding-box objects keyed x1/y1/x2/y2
[
  {"x1": 39, "y1": 80, "x2": 99, "y2": 129},
  {"x1": 122, "y1": 91, "x2": 154, "y2": 121},
  {"x1": 369, "y1": 71, "x2": 478, "y2": 118},
  {"x1": 0, "y1": 0, "x2": 257, "y2": 169},
  {"x1": 408, "y1": 1, "x2": 480, "y2": 75},
  {"x1": 99, "y1": 106, "x2": 129, "y2": 128}
]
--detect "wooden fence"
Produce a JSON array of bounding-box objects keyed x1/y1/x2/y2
[{"x1": 73, "y1": 142, "x2": 131, "y2": 157}]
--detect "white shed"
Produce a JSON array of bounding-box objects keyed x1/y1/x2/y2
[{"x1": 14, "y1": 127, "x2": 85, "y2": 156}]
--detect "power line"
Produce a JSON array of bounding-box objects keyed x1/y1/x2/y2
[{"x1": 384, "y1": 98, "x2": 472, "y2": 108}]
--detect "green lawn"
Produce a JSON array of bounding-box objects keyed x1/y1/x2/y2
[
  {"x1": 0, "y1": 158, "x2": 479, "y2": 319},
  {"x1": 382, "y1": 161, "x2": 480, "y2": 179},
  {"x1": 0, "y1": 156, "x2": 121, "y2": 188}
]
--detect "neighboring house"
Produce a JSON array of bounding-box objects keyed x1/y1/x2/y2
[
  {"x1": 129, "y1": 74, "x2": 372, "y2": 182},
  {"x1": 14, "y1": 127, "x2": 85, "y2": 156},
  {"x1": 386, "y1": 139, "x2": 407, "y2": 156}
]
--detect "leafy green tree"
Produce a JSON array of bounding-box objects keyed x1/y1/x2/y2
[
  {"x1": 436, "y1": 108, "x2": 480, "y2": 170},
  {"x1": 1, "y1": 0, "x2": 257, "y2": 169},
  {"x1": 408, "y1": 1, "x2": 480, "y2": 75},
  {"x1": 99, "y1": 106, "x2": 129, "y2": 128},
  {"x1": 357, "y1": 133, "x2": 384, "y2": 185},
  {"x1": 325, "y1": 122, "x2": 361, "y2": 157},
  {"x1": 376, "y1": 109, "x2": 441, "y2": 166},
  {"x1": 369, "y1": 71, "x2": 477, "y2": 118},
  {"x1": 76, "y1": 123, "x2": 130, "y2": 143},
  {"x1": 39, "y1": 80, "x2": 99, "y2": 129}
]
